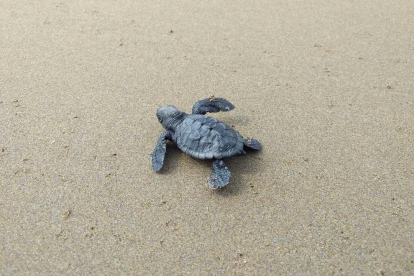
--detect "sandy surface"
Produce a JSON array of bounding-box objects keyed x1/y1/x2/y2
[{"x1": 1, "y1": 0, "x2": 413, "y2": 275}]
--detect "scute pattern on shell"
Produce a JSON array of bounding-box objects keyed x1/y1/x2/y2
[{"x1": 173, "y1": 114, "x2": 245, "y2": 160}]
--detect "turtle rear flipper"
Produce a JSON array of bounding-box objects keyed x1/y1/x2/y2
[
  {"x1": 192, "y1": 97, "x2": 235, "y2": 115},
  {"x1": 207, "y1": 159, "x2": 231, "y2": 189},
  {"x1": 243, "y1": 138, "x2": 261, "y2": 150},
  {"x1": 151, "y1": 131, "x2": 172, "y2": 172}
]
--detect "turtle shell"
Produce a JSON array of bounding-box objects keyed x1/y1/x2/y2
[{"x1": 173, "y1": 114, "x2": 245, "y2": 159}]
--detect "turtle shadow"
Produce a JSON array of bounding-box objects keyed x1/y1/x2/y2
[
  {"x1": 221, "y1": 115, "x2": 250, "y2": 127},
  {"x1": 193, "y1": 148, "x2": 263, "y2": 196},
  {"x1": 160, "y1": 142, "x2": 263, "y2": 196},
  {"x1": 158, "y1": 143, "x2": 183, "y2": 174}
]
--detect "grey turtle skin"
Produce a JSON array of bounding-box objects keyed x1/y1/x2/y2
[{"x1": 151, "y1": 97, "x2": 261, "y2": 189}]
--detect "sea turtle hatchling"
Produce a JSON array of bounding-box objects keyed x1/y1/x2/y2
[{"x1": 151, "y1": 97, "x2": 261, "y2": 189}]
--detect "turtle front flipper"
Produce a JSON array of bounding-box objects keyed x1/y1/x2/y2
[
  {"x1": 207, "y1": 159, "x2": 231, "y2": 189},
  {"x1": 192, "y1": 97, "x2": 235, "y2": 115},
  {"x1": 243, "y1": 137, "x2": 262, "y2": 150},
  {"x1": 151, "y1": 131, "x2": 172, "y2": 172}
]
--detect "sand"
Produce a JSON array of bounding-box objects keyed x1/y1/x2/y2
[{"x1": 1, "y1": 0, "x2": 413, "y2": 275}]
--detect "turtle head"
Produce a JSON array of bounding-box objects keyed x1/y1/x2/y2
[{"x1": 156, "y1": 105, "x2": 185, "y2": 130}]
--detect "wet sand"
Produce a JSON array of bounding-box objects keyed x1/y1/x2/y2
[{"x1": 1, "y1": 0, "x2": 413, "y2": 274}]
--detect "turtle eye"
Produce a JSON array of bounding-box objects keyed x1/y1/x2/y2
[
  {"x1": 172, "y1": 112, "x2": 177, "y2": 116},
  {"x1": 158, "y1": 116, "x2": 163, "y2": 123}
]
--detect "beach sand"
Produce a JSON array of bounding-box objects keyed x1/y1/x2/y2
[{"x1": 1, "y1": 0, "x2": 413, "y2": 274}]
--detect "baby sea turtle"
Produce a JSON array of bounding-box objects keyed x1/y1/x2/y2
[{"x1": 151, "y1": 97, "x2": 261, "y2": 189}]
